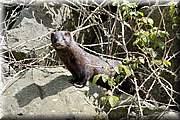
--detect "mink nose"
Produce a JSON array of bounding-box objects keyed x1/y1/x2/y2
[{"x1": 51, "y1": 32, "x2": 57, "y2": 44}]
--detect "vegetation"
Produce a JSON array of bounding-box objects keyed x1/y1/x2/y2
[{"x1": 90, "y1": 1, "x2": 179, "y2": 119}]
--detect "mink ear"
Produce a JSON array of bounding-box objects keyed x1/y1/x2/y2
[
  {"x1": 51, "y1": 32, "x2": 56, "y2": 44},
  {"x1": 64, "y1": 31, "x2": 71, "y2": 36},
  {"x1": 64, "y1": 31, "x2": 72, "y2": 46}
]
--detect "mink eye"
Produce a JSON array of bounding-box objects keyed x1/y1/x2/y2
[
  {"x1": 55, "y1": 36, "x2": 58, "y2": 40},
  {"x1": 64, "y1": 32, "x2": 70, "y2": 36}
]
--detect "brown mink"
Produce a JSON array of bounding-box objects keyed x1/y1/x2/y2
[{"x1": 51, "y1": 31, "x2": 121, "y2": 89}]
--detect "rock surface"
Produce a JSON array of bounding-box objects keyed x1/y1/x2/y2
[
  {"x1": 5, "y1": 17, "x2": 50, "y2": 54},
  {"x1": 0, "y1": 67, "x2": 107, "y2": 120}
]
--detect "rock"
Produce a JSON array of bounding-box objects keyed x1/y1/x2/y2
[
  {"x1": 1, "y1": 62, "x2": 16, "y2": 77},
  {"x1": 3, "y1": 6, "x2": 70, "y2": 67},
  {"x1": 5, "y1": 17, "x2": 50, "y2": 54},
  {"x1": 3, "y1": 14, "x2": 53, "y2": 67},
  {"x1": 0, "y1": 67, "x2": 107, "y2": 120},
  {"x1": 161, "y1": 110, "x2": 180, "y2": 120}
]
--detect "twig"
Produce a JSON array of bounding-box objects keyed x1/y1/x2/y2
[
  {"x1": 78, "y1": 43, "x2": 123, "y2": 61},
  {"x1": 71, "y1": 24, "x2": 98, "y2": 35}
]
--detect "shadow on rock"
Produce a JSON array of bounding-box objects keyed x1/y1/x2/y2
[
  {"x1": 15, "y1": 75, "x2": 72, "y2": 107},
  {"x1": 1, "y1": 114, "x2": 99, "y2": 120}
]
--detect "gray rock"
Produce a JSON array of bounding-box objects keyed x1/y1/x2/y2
[
  {"x1": 5, "y1": 17, "x2": 50, "y2": 53},
  {"x1": 0, "y1": 67, "x2": 107, "y2": 120},
  {"x1": 160, "y1": 110, "x2": 180, "y2": 120}
]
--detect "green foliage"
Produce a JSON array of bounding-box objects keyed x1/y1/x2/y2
[
  {"x1": 100, "y1": 95, "x2": 120, "y2": 108},
  {"x1": 133, "y1": 26, "x2": 168, "y2": 51},
  {"x1": 112, "y1": 0, "x2": 143, "y2": 22},
  {"x1": 92, "y1": 64, "x2": 133, "y2": 89},
  {"x1": 114, "y1": 64, "x2": 132, "y2": 77},
  {"x1": 92, "y1": 74, "x2": 116, "y2": 88},
  {"x1": 169, "y1": 1, "x2": 180, "y2": 27},
  {"x1": 92, "y1": 74, "x2": 110, "y2": 84},
  {"x1": 91, "y1": 0, "x2": 176, "y2": 118},
  {"x1": 92, "y1": 74, "x2": 102, "y2": 84},
  {"x1": 169, "y1": 1, "x2": 176, "y2": 17},
  {"x1": 163, "y1": 59, "x2": 171, "y2": 67}
]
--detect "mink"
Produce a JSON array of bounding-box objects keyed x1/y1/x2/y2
[
  {"x1": 51, "y1": 31, "x2": 141, "y2": 94},
  {"x1": 51, "y1": 31, "x2": 123, "y2": 89}
]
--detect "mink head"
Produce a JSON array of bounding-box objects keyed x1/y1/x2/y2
[{"x1": 51, "y1": 31, "x2": 73, "y2": 49}]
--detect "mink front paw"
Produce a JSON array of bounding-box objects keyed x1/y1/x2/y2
[
  {"x1": 73, "y1": 83, "x2": 85, "y2": 88},
  {"x1": 70, "y1": 79, "x2": 86, "y2": 88}
]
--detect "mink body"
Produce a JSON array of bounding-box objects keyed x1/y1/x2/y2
[{"x1": 51, "y1": 31, "x2": 120, "y2": 89}]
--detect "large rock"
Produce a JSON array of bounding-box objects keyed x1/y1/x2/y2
[
  {"x1": 5, "y1": 17, "x2": 50, "y2": 54},
  {"x1": 0, "y1": 67, "x2": 107, "y2": 120}
]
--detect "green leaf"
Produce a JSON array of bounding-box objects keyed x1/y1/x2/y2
[
  {"x1": 150, "y1": 33, "x2": 157, "y2": 41},
  {"x1": 132, "y1": 62, "x2": 139, "y2": 69},
  {"x1": 121, "y1": 65, "x2": 132, "y2": 77},
  {"x1": 92, "y1": 74, "x2": 101, "y2": 84},
  {"x1": 129, "y1": 11, "x2": 136, "y2": 16},
  {"x1": 142, "y1": 17, "x2": 147, "y2": 24},
  {"x1": 152, "y1": 59, "x2": 162, "y2": 65},
  {"x1": 108, "y1": 96, "x2": 120, "y2": 107},
  {"x1": 137, "y1": 11, "x2": 144, "y2": 17},
  {"x1": 159, "y1": 31, "x2": 169, "y2": 37},
  {"x1": 123, "y1": 57, "x2": 131, "y2": 65},
  {"x1": 100, "y1": 96, "x2": 108, "y2": 105},
  {"x1": 169, "y1": 2, "x2": 176, "y2": 17},
  {"x1": 163, "y1": 60, "x2": 171, "y2": 67},
  {"x1": 114, "y1": 66, "x2": 120, "y2": 74},
  {"x1": 147, "y1": 18, "x2": 154, "y2": 26},
  {"x1": 173, "y1": 16, "x2": 180, "y2": 24},
  {"x1": 102, "y1": 74, "x2": 110, "y2": 83},
  {"x1": 158, "y1": 41, "x2": 165, "y2": 50},
  {"x1": 172, "y1": 24, "x2": 178, "y2": 29},
  {"x1": 115, "y1": 75, "x2": 122, "y2": 83},
  {"x1": 108, "y1": 79, "x2": 116, "y2": 88}
]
